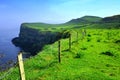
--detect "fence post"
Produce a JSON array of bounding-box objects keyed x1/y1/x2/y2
[
  {"x1": 69, "y1": 34, "x2": 71, "y2": 50},
  {"x1": 17, "y1": 52, "x2": 26, "y2": 80},
  {"x1": 82, "y1": 29, "x2": 86, "y2": 40},
  {"x1": 58, "y1": 40, "x2": 61, "y2": 63},
  {"x1": 76, "y1": 31, "x2": 78, "y2": 42}
]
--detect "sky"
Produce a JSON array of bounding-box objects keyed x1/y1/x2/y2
[{"x1": 0, "y1": 0, "x2": 120, "y2": 28}]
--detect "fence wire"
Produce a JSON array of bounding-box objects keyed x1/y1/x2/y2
[
  {"x1": 0, "y1": 61, "x2": 18, "y2": 80},
  {"x1": 0, "y1": 56, "x2": 28, "y2": 80},
  {"x1": 0, "y1": 29, "x2": 86, "y2": 80}
]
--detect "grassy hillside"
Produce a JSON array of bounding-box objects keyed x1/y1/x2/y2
[
  {"x1": 80, "y1": 16, "x2": 102, "y2": 22},
  {"x1": 1, "y1": 14, "x2": 120, "y2": 80},
  {"x1": 21, "y1": 23, "x2": 74, "y2": 32},
  {"x1": 101, "y1": 15, "x2": 120, "y2": 23},
  {"x1": 21, "y1": 15, "x2": 120, "y2": 30},
  {"x1": 66, "y1": 15, "x2": 120, "y2": 29},
  {"x1": 82, "y1": 23, "x2": 120, "y2": 29},
  {"x1": 67, "y1": 16, "x2": 102, "y2": 24},
  {"x1": 1, "y1": 29, "x2": 120, "y2": 80}
]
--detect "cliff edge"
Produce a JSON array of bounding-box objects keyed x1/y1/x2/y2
[{"x1": 12, "y1": 23, "x2": 70, "y2": 55}]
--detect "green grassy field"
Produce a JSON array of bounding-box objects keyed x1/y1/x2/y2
[
  {"x1": 22, "y1": 23, "x2": 75, "y2": 32},
  {"x1": 0, "y1": 29, "x2": 120, "y2": 80}
]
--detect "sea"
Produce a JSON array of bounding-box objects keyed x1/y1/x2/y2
[{"x1": 0, "y1": 27, "x2": 20, "y2": 70}]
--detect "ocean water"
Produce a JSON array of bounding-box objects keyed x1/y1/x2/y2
[{"x1": 0, "y1": 27, "x2": 20, "y2": 69}]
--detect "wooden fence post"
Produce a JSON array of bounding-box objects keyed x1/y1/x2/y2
[
  {"x1": 69, "y1": 34, "x2": 71, "y2": 50},
  {"x1": 17, "y1": 52, "x2": 26, "y2": 80},
  {"x1": 82, "y1": 29, "x2": 86, "y2": 40},
  {"x1": 76, "y1": 31, "x2": 78, "y2": 42},
  {"x1": 58, "y1": 40, "x2": 61, "y2": 63}
]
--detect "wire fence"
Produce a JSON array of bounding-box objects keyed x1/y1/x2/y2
[
  {"x1": 0, "y1": 56, "x2": 28, "y2": 80},
  {"x1": 0, "y1": 67, "x2": 14, "y2": 80},
  {"x1": 0, "y1": 60, "x2": 18, "y2": 80},
  {"x1": 0, "y1": 29, "x2": 86, "y2": 80}
]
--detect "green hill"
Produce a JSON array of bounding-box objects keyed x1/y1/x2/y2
[
  {"x1": 81, "y1": 16, "x2": 102, "y2": 22},
  {"x1": 0, "y1": 14, "x2": 120, "y2": 80},
  {"x1": 66, "y1": 15, "x2": 120, "y2": 29},
  {"x1": 91, "y1": 15, "x2": 120, "y2": 29},
  {"x1": 67, "y1": 16, "x2": 102, "y2": 24},
  {"x1": 1, "y1": 29, "x2": 120, "y2": 80},
  {"x1": 101, "y1": 15, "x2": 120, "y2": 23}
]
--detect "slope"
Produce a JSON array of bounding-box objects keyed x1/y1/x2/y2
[{"x1": 1, "y1": 29, "x2": 120, "y2": 80}]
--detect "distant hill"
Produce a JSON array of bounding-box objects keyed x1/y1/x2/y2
[
  {"x1": 67, "y1": 15, "x2": 120, "y2": 24},
  {"x1": 101, "y1": 15, "x2": 120, "y2": 23},
  {"x1": 67, "y1": 16, "x2": 102, "y2": 24},
  {"x1": 95, "y1": 15, "x2": 120, "y2": 29},
  {"x1": 66, "y1": 15, "x2": 120, "y2": 29},
  {"x1": 81, "y1": 16, "x2": 102, "y2": 22},
  {"x1": 17, "y1": 14, "x2": 120, "y2": 30}
]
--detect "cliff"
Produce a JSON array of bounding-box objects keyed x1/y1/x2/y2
[
  {"x1": 12, "y1": 14, "x2": 120, "y2": 55},
  {"x1": 12, "y1": 23, "x2": 70, "y2": 55}
]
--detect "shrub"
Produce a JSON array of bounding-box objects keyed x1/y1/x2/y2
[
  {"x1": 74, "y1": 52, "x2": 83, "y2": 58},
  {"x1": 115, "y1": 40, "x2": 120, "y2": 43},
  {"x1": 101, "y1": 51, "x2": 114, "y2": 56},
  {"x1": 74, "y1": 53, "x2": 81, "y2": 58},
  {"x1": 87, "y1": 34, "x2": 91, "y2": 37},
  {"x1": 97, "y1": 39, "x2": 101, "y2": 42},
  {"x1": 87, "y1": 38, "x2": 91, "y2": 42},
  {"x1": 81, "y1": 47, "x2": 87, "y2": 50},
  {"x1": 106, "y1": 64, "x2": 113, "y2": 67}
]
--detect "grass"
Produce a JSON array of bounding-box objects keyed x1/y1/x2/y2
[
  {"x1": 0, "y1": 29, "x2": 120, "y2": 80},
  {"x1": 22, "y1": 23, "x2": 75, "y2": 32}
]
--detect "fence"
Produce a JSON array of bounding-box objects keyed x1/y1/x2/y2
[
  {"x1": 0, "y1": 52, "x2": 26, "y2": 80},
  {"x1": 17, "y1": 52, "x2": 25, "y2": 80},
  {"x1": 57, "y1": 29, "x2": 86, "y2": 63},
  {"x1": 0, "y1": 29, "x2": 86, "y2": 80}
]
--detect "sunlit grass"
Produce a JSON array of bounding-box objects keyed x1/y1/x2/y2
[{"x1": 0, "y1": 29, "x2": 120, "y2": 80}]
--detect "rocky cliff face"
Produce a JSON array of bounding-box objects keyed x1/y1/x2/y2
[{"x1": 12, "y1": 24, "x2": 70, "y2": 55}]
